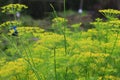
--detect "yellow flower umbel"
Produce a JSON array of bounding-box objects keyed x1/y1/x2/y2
[
  {"x1": 52, "y1": 17, "x2": 68, "y2": 23},
  {"x1": 99, "y1": 9, "x2": 120, "y2": 20},
  {"x1": 0, "y1": 20, "x2": 21, "y2": 35},
  {"x1": 0, "y1": 58, "x2": 43, "y2": 80},
  {"x1": 52, "y1": 17, "x2": 68, "y2": 34},
  {"x1": 8, "y1": 26, "x2": 45, "y2": 36},
  {"x1": 1, "y1": 4, "x2": 28, "y2": 14},
  {"x1": 0, "y1": 21, "x2": 21, "y2": 28},
  {"x1": 71, "y1": 23, "x2": 82, "y2": 32}
]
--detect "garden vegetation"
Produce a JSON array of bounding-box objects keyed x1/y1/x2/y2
[{"x1": 0, "y1": 2, "x2": 120, "y2": 80}]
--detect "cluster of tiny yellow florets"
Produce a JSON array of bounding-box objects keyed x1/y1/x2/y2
[
  {"x1": 108, "y1": 20, "x2": 120, "y2": 25},
  {"x1": 0, "y1": 21, "x2": 21, "y2": 27},
  {"x1": 81, "y1": 52, "x2": 110, "y2": 58},
  {"x1": 8, "y1": 27, "x2": 44, "y2": 36},
  {"x1": 52, "y1": 17, "x2": 68, "y2": 23},
  {"x1": 1, "y1": 4, "x2": 28, "y2": 14},
  {"x1": 99, "y1": 9, "x2": 120, "y2": 19},
  {"x1": 99, "y1": 9, "x2": 120, "y2": 14},
  {"x1": 52, "y1": 17, "x2": 68, "y2": 33},
  {"x1": 71, "y1": 23, "x2": 82, "y2": 28},
  {"x1": 0, "y1": 58, "x2": 43, "y2": 78},
  {"x1": 98, "y1": 75, "x2": 120, "y2": 80},
  {"x1": 17, "y1": 27, "x2": 44, "y2": 33}
]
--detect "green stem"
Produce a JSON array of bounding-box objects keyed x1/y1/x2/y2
[
  {"x1": 111, "y1": 31, "x2": 119, "y2": 54},
  {"x1": 63, "y1": 0, "x2": 67, "y2": 55},
  {"x1": 63, "y1": 1, "x2": 68, "y2": 80},
  {"x1": 65, "y1": 67, "x2": 68, "y2": 80},
  {"x1": 50, "y1": 4, "x2": 58, "y2": 18},
  {"x1": 0, "y1": 49, "x2": 8, "y2": 57},
  {"x1": 53, "y1": 48, "x2": 57, "y2": 80},
  {"x1": 19, "y1": 38, "x2": 41, "y2": 80},
  {"x1": 63, "y1": 27, "x2": 67, "y2": 55},
  {"x1": 2, "y1": 35, "x2": 22, "y2": 56},
  {"x1": 1, "y1": 35, "x2": 41, "y2": 79}
]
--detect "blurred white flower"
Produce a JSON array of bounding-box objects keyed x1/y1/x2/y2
[
  {"x1": 16, "y1": 12, "x2": 20, "y2": 18},
  {"x1": 78, "y1": 9, "x2": 83, "y2": 14}
]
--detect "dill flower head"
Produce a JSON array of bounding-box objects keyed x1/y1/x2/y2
[
  {"x1": 52, "y1": 17, "x2": 68, "y2": 23},
  {"x1": 0, "y1": 58, "x2": 43, "y2": 78},
  {"x1": 108, "y1": 20, "x2": 120, "y2": 24},
  {"x1": 99, "y1": 9, "x2": 120, "y2": 20},
  {"x1": 99, "y1": 9, "x2": 120, "y2": 14},
  {"x1": 52, "y1": 17, "x2": 68, "y2": 34},
  {"x1": 0, "y1": 21, "x2": 21, "y2": 28},
  {"x1": 1, "y1": 3, "x2": 28, "y2": 14},
  {"x1": 71, "y1": 23, "x2": 82, "y2": 32},
  {"x1": 104, "y1": 75, "x2": 120, "y2": 80},
  {"x1": 8, "y1": 27, "x2": 44, "y2": 36}
]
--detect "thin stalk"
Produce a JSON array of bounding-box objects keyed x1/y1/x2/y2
[
  {"x1": 0, "y1": 49, "x2": 8, "y2": 57},
  {"x1": 63, "y1": 0, "x2": 68, "y2": 80},
  {"x1": 50, "y1": 2, "x2": 67, "y2": 55},
  {"x1": 63, "y1": 25, "x2": 67, "y2": 55},
  {"x1": 20, "y1": 39, "x2": 41, "y2": 80},
  {"x1": 104, "y1": 29, "x2": 109, "y2": 53},
  {"x1": 1, "y1": 35, "x2": 41, "y2": 79},
  {"x1": 2, "y1": 35, "x2": 22, "y2": 56},
  {"x1": 26, "y1": 44, "x2": 36, "y2": 68},
  {"x1": 64, "y1": 66, "x2": 68, "y2": 80},
  {"x1": 53, "y1": 48, "x2": 57, "y2": 80},
  {"x1": 3, "y1": 35, "x2": 41, "y2": 80},
  {"x1": 50, "y1": 4, "x2": 58, "y2": 18},
  {"x1": 19, "y1": 37, "x2": 36, "y2": 67},
  {"x1": 19, "y1": 38, "x2": 41, "y2": 80},
  {"x1": 12, "y1": 7, "x2": 17, "y2": 20},
  {"x1": 24, "y1": 53, "x2": 41, "y2": 80},
  {"x1": 63, "y1": 0, "x2": 67, "y2": 55},
  {"x1": 111, "y1": 31, "x2": 119, "y2": 54},
  {"x1": 15, "y1": 75, "x2": 19, "y2": 80},
  {"x1": 50, "y1": 1, "x2": 68, "y2": 79}
]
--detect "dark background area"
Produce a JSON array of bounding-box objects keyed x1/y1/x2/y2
[
  {"x1": 23, "y1": 0, "x2": 120, "y2": 19},
  {"x1": 0, "y1": 0, "x2": 120, "y2": 19}
]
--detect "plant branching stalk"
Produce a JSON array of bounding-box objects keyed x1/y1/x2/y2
[
  {"x1": 65, "y1": 66, "x2": 68, "y2": 80},
  {"x1": 63, "y1": 25, "x2": 67, "y2": 55},
  {"x1": 2, "y1": 35, "x2": 22, "y2": 56},
  {"x1": 0, "y1": 49, "x2": 8, "y2": 57},
  {"x1": 50, "y1": 4, "x2": 57, "y2": 18},
  {"x1": 63, "y1": 0, "x2": 68, "y2": 80},
  {"x1": 19, "y1": 38, "x2": 41, "y2": 80},
  {"x1": 53, "y1": 48, "x2": 57, "y2": 80},
  {"x1": 63, "y1": 0, "x2": 67, "y2": 55},
  {"x1": 111, "y1": 31, "x2": 119, "y2": 54}
]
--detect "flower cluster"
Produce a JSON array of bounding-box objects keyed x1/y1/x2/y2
[
  {"x1": 1, "y1": 4, "x2": 28, "y2": 14},
  {"x1": 0, "y1": 58, "x2": 26, "y2": 77},
  {"x1": 99, "y1": 9, "x2": 120, "y2": 19},
  {"x1": 71, "y1": 23, "x2": 82, "y2": 32},
  {"x1": 0, "y1": 58, "x2": 43, "y2": 78},
  {"x1": 34, "y1": 32, "x2": 64, "y2": 48},
  {"x1": 0, "y1": 21, "x2": 21, "y2": 28},
  {"x1": 98, "y1": 75, "x2": 120, "y2": 80},
  {"x1": 52, "y1": 17, "x2": 68, "y2": 34},
  {"x1": 99, "y1": 9, "x2": 120, "y2": 14},
  {"x1": 52, "y1": 17, "x2": 68, "y2": 23},
  {"x1": 8, "y1": 27, "x2": 44, "y2": 36}
]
